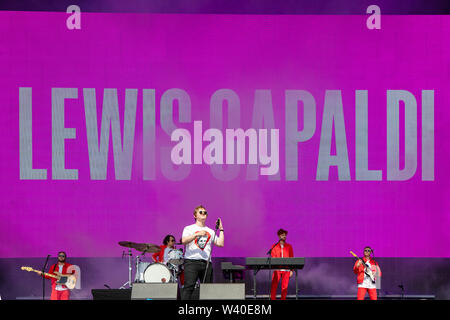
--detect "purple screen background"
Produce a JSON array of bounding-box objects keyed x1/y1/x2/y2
[{"x1": 0, "y1": 12, "x2": 449, "y2": 258}]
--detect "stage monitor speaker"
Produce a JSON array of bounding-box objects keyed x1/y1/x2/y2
[
  {"x1": 199, "y1": 283, "x2": 245, "y2": 300},
  {"x1": 131, "y1": 283, "x2": 178, "y2": 300},
  {"x1": 92, "y1": 289, "x2": 131, "y2": 300}
]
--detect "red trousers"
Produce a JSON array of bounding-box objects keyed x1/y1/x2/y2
[
  {"x1": 357, "y1": 287, "x2": 377, "y2": 300},
  {"x1": 271, "y1": 271, "x2": 290, "y2": 300},
  {"x1": 50, "y1": 289, "x2": 70, "y2": 300}
]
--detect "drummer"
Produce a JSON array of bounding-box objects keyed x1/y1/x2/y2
[
  {"x1": 152, "y1": 235, "x2": 185, "y2": 285},
  {"x1": 152, "y1": 234, "x2": 177, "y2": 264}
]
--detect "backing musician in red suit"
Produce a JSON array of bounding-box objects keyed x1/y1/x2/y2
[
  {"x1": 152, "y1": 234, "x2": 185, "y2": 285},
  {"x1": 270, "y1": 229, "x2": 294, "y2": 300},
  {"x1": 37, "y1": 251, "x2": 75, "y2": 300},
  {"x1": 152, "y1": 234, "x2": 176, "y2": 263},
  {"x1": 353, "y1": 246, "x2": 382, "y2": 300}
]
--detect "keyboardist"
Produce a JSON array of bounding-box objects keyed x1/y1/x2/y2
[{"x1": 269, "y1": 229, "x2": 294, "y2": 300}]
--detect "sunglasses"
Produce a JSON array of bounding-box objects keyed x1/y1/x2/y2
[
  {"x1": 364, "y1": 249, "x2": 372, "y2": 252},
  {"x1": 58, "y1": 255, "x2": 66, "y2": 257},
  {"x1": 197, "y1": 211, "x2": 208, "y2": 215}
]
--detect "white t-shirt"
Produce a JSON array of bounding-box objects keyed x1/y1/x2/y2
[
  {"x1": 55, "y1": 265, "x2": 68, "y2": 291},
  {"x1": 358, "y1": 262, "x2": 377, "y2": 289},
  {"x1": 279, "y1": 244, "x2": 289, "y2": 272},
  {"x1": 182, "y1": 224, "x2": 219, "y2": 261},
  {"x1": 162, "y1": 247, "x2": 170, "y2": 264}
]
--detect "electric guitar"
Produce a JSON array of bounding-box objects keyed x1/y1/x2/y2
[
  {"x1": 21, "y1": 266, "x2": 77, "y2": 289},
  {"x1": 350, "y1": 251, "x2": 376, "y2": 284}
]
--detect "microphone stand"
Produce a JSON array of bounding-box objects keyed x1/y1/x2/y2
[
  {"x1": 266, "y1": 240, "x2": 280, "y2": 300},
  {"x1": 202, "y1": 223, "x2": 219, "y2": 284},
  {"x1": 41, "y1": 255, "x2": 50, "y2": 300},
  {"x1": 399, "y1": 284, "x2": 405, "y2": 300}
]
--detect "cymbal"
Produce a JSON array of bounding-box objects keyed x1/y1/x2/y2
[
  {"x1": 118, "y1": 241, "x2": 139, "y2": 249},
  {"x1": 134, "y1": 243, "x2": 161, "y2": 253},
  {"x1": 118, "y1": 241, "x2": 160, "y2": 253}
]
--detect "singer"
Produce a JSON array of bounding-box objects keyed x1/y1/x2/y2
[
  {"x1": 269, "y1": 229, "x2": 294, "y2": 300},
  {"x1": 180, "y1": 205, "x2": 224, "y2": 300}
]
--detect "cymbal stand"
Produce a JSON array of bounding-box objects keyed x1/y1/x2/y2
[
  {"x1": 134, "y1": 255, "x2": 141, "y2": 283},
  {"x1": 166, "y1": 260, "x2": 178, "y2": 284},
  {"x1": 170, "y1": 268, "x2": 176, "y2": 284},
  {"x1": 120, "y1": 248, "x2": 133, "y2": 289}
]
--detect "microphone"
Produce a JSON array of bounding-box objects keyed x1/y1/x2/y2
[
  {"x1": 267, "y1": 239, "x2": 280, "y2": 255},
  {"x1": 104, "y1": 284, "x2": 111, "y2": 289},
  {"x1": 215, "y1": 218, "x2": 221, "y2": 230}
]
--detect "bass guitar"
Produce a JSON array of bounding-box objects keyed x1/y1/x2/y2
[
  {"x1": 350, "y1": 251, "x2": 376, "y2": 284},
  {"x1": 21, "y1": 266, "x2": 77, "y2": 289}
]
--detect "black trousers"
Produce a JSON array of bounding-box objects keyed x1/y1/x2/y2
[{"x1": 181, "y1": 259, "x2": 213, "y2": 300}]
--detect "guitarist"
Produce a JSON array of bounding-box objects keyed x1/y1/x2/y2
[
  {"x1": 353, "y1": 246, "x2": 381, "y2": 300},
  {"x1": 37, "y1": 251, "x2": 75, "y2": 300}
]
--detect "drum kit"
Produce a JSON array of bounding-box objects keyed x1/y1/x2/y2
[{"x1": 118, "y1": 241, "x2": 184, "y2": 289}]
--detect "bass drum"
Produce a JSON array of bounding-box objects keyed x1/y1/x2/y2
[
  {"x1": 143, "y1": 263, "x2": 172, "y2": 283},
  {"x1": 134, "y1": 262, "x2": 151, "y2": 283}
]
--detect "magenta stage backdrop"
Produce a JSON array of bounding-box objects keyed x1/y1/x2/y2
[{"x1": 0, "y1": 12, "x2": 449, "y2": 258}]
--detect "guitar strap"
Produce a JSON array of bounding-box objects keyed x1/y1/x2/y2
[{"x1": 363, "y1": 258, "x2": 377, "y2": 284}]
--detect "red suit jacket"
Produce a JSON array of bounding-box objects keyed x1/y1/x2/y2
[
  {"x1": 152, "y1": 245, "x2": 167, "y2": 262},
  {"x1": 353, "y1": 257, "x2": 382, "y2": 284},
  {"x1": 271, "y1": 242, "x2": 294, "y2": 259}
]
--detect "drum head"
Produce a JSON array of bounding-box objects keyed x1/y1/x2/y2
[
  {"x1": 167, "y1": 249, "x2": 184, "y2": 266},
  {"x1": 143, "y1": 263, "x2": 172, "y2": 283}
]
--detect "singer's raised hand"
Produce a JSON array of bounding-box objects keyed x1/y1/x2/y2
[{"x1": 216, "y1": 219, "x2": 225, "y2": 247}]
